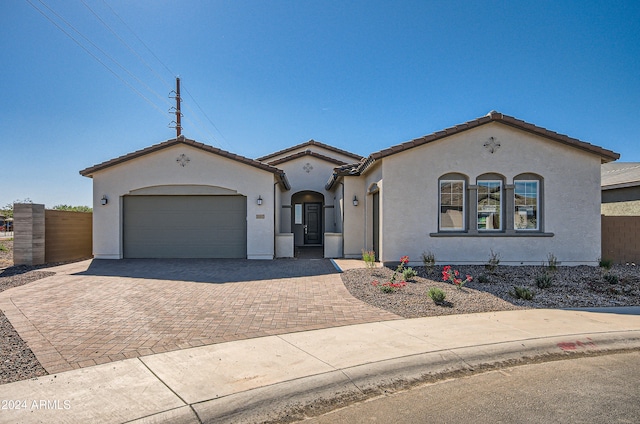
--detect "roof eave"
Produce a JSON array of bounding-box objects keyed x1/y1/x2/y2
[
  {"x1": 363, "y1": 111, "x2": 620, "y2": 164},
  {"x1": 257, "y1": 139, "x2": 364, "y2": 163},
  {"x1": 79, "y1": 137, "x2": 288, "y2": 179},
  {"x1": 602, "y1": 181, "x2": 640, "y2": 191}
]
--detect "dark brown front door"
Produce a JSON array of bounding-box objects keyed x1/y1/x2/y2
[{"x1": 304, "y1": 203, "x2": 322, "y2": 244}]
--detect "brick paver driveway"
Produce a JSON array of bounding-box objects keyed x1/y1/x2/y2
[{"x1": 0, "y1": 259, "x2": 400, "y2": 374}]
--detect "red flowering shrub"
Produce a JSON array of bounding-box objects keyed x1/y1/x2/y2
[
  {"x1": 442, "y1": 265, "x2": 473, "y2": 289},
  {"x1": 372, "y1": 280, "x2": 407, "y2": 293}
]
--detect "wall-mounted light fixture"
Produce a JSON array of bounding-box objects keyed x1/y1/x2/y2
[
  {"x1": 353, "y1": 195, "x2": 359, "y2": 206},
  {"x1": 257, "y1": 195, "x2": 263, "y2": 205},
  {"x1": 101, "y1": 195, "x2": 108, "y2": 206}
]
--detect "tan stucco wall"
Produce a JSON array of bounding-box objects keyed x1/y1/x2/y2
[
  {"x1": 90, "y1": 144, "x2": 278, "y2": 259},
  {"x1": 375, "y1": 123, "x2": 603, "y2": 265}
]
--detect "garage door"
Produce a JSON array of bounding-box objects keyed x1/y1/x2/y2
[{"x1": 123, "y1": 195, "x2": 247, "y2": 258}]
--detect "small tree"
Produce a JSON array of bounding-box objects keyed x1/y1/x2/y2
[
  {"x1": 52, "y1": 205, "x2": 92, "y2": 213},
  {"x1": 2, "y1": 198, "x2": 32, "y2": 219}
]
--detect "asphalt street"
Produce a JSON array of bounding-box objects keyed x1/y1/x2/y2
[{"x1": 302, "y1": 351, "x2": 640, "y2": 424}]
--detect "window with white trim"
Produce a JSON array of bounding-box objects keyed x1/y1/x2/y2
[
  {"x1": 514, "y1": 180, "x2": 539, "y2": 230},
  {"x1": 439, "y1": 180, "x2": 465, "y2": 231}
]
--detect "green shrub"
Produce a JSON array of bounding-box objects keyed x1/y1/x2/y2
[
  {"x1": 546, "y1": 253, "x2": 560, "y2": 271},
  {"x1": 477, "y1": 274, "x2": 490, "y2": 284},
  {"x1": 511, "y1": 286, "x2": 534, "y2": 300},
  {"x1": 421, "y1": 251, "x2": 436, "y2": 269},
  {"x1": 0, "y1": 243, "x2": 7, "y2": 252},
  {"x1": 599, "y1": 257, "x2": 613, "y2": 270},
  {"x1": 485, "y1": 249, "x2": 500, "y2": 273},
  {"x1": 380, "y1": 284, "x2": 395, "y2": 293},
  {"x1": 427, "y1": 287, "x2": 446, "y2": 304},
  {"x1": 535, "y1": 273, "x2": 553, "y2": 289},
  {"x1": 403, "y1": 267, "x2": 417, "y2": 281},
  {"x1": 604, "y1": 274, "x2": 619, "y2": 285},
  {"x1": 362, "y1": 250, "x2": 376, "y2": 269}
]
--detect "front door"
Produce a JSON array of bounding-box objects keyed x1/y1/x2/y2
[{"x1": 304, "y1": 203, "x2": 322, "y2": 245}]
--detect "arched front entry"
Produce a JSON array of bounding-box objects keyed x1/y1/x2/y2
[{"x1": 291, "y1": 191, "x2": 324, "y2": 246}]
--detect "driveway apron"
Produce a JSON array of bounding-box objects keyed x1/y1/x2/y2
[{"x1": 0, "y1": 259, "x2": 400, "y2": 374}]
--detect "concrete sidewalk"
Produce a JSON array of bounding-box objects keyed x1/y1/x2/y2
[{"x1": 1, "y1": 309, "x2": 639, "y2": 424}]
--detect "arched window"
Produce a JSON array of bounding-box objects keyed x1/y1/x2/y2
[
  {"x1": 439, "y1": 173, "x2": 467, "y2": 231},
  {"x1": 477, "y1": 173, "x2": 505, "y2": 231},
  {"x1": 514, "y1": 173, "x2": 543, "y2": 231}
]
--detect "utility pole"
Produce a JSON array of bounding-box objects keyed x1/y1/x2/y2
[{"x1": 169, "y1": 77, "x2": 182, "y2": 137}]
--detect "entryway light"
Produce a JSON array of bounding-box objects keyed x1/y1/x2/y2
[
  {"x1": 353, "y1": 195, "x2": 359, "y2": 206},
  {"x1": 257, "y1": 195, "x2": 263, "y2": 205},
  {"x1": 101, "y1": 195, "x2": 108, "y2": 206}
]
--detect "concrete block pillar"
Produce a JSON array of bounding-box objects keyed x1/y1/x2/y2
[{"x1": 13, "y1": 203, "x2": 45, "y2": 266}]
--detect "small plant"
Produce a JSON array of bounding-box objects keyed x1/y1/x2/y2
[
  {"x1": 390, "y1": 256, "x2": 410, "y2": 283},
  {"x1": 362, "y1": 250, "x2": 376, "y2": 269},
  {"x1": 427, "y1": 287, "x2": 446, "y2": 304},
  {"x1": 604, "y1": 273, "x2": 619, "y2": 285},
  {"x1": 546, "y1": 252, "x2": 560, "y2": 271},
  {"x1": 442, "y1": 265, "x2": 473, "y2": 289},
  {"x1": 485, "y1": 249, "x2": 500, "y2": 273},
  {"x1": 0, "y1": 243, "x2": 7, "y2": 252},
  {"x1": 421, "y1": 251, "x2": 436, "y2": 269},
  {"x1": 598, "y1": 257, "x2": 613, "y2": 270},
  {"x1": 402, "y1": 267, "x2": 417, "y2": 281},
  {"x1": 477, "y1": 274, "x2": 490, "y2": 284},
  {"x1": 510, "y1": 286, "x2": 534, "y2": 300},
  {"x1": 535, "y1": 273, "x2": 553, "y2": 289},
  {"x1": 372, "y1": 280, "x2": 407, "y2": 293},
  {"x1": 370, "y1": 256, "x2": 411, "y2": 293}
]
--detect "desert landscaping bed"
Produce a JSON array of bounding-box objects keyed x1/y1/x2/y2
[{"x1": 341, "y1": 263, "x2": 640, "y2": 318}]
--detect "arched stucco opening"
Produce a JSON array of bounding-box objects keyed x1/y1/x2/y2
[{"x1": 291, "y1": 190, "x2": 325, "y2": 246}]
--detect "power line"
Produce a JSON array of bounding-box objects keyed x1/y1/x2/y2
[
  {"x1": 182, "y1": 83, "x2": 231, "y2": 149},
  {"x1": 29, "y1": 0, "x2": 230, "y2": 148},
  {"x1": 86, "y1": 0, "x2": 173, "y2": 92},
  {"x1": 37, "y1": 0, "x2": 171, "y2": 110},
  {"x1": 25, "y1": 0, "x2": 168, "y2": 118},
  {"x1": 101, "y1": 0, "x2": 175, "y2": 84},
  {"x1": 100, "y1": 0, "x2": 229, "y2": 147}
]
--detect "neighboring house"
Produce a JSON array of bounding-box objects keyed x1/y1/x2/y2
[
  {"x1": 601, "y1": 162, "x2": 640, "y2": 215},
  {"x1": 80, "y1": 111, "x2": 619, "y2": 265}
]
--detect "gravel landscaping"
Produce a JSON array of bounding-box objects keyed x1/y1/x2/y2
[
  {"x1": 0, "y1": 240, "x2": 52, "y2": 384},
  {"x1": 341, "y1": 263, "x2": 640, "y2": 318}
]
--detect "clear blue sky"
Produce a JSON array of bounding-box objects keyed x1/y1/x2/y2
[{"x1": 2, "y1": 0, "x2": 639, "y2": 208}]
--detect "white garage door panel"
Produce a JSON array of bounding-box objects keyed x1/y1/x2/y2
[{"x1": 123, "y1": 195, "x2": 247, "y2": 258}]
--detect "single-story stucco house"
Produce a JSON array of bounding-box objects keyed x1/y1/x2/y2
[
  {"x1": 80, "y1": 111, "x2": 619, "y2": 265},
  {"x1": 601, "y1": 162, "x2": 640, "y2": 216}
]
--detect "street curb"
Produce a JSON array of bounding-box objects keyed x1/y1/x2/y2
[{"x1": 180, "y1": 330, "x2": 640, "y2": 424}]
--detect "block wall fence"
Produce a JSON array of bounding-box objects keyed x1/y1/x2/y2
[
  {"x1": 13, "y1": 204, "x2": 92, "y2": 266},
  {"x1": 601, "y1": 215, "x2": 640, "y2": 264}
]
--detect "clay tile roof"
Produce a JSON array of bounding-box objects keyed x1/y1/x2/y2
[
  {"x1": 257, "y1": 139, "x2": 364, "y2": 162},
  {"x1": 361, "y1": 111, "x2": 619, "y2": 173},
  {"x1": 601, "y1": 162, "x2": 640, "y2": 189},
  {"x1": 266, "y1": 150, "x2": 350, "y2": 166},
  {"x1": 79, "y1": 137, "x2": 290, "y2": 189}
]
